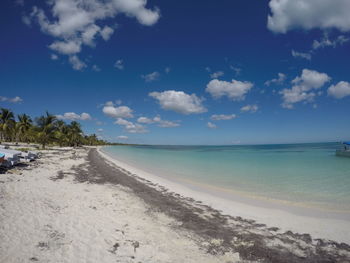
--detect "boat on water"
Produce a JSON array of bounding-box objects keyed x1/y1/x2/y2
[{"x1": 336, "y1": 142, "x2": 350, "y2": 157}]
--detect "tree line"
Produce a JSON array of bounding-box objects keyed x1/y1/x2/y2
[{"x1": 0, "y1": 108, "x2": 107, "y2": 148}]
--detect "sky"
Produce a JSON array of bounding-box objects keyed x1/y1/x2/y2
[{"x1": 1, "y1": 0, "x2": 350, "y2": 145}]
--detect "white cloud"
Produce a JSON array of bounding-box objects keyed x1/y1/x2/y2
[
  {"x1": 241, "y1": 104, "x2": 259, "y2": 113},
  {"x1": 268, "y1": 0, "x2": 350, "y2": 33},
  {"x1": 210, "y1": 71, "x2": 224, "y2": 79},
  {"x1": 51, "y1": 54, "x2": 59, "y2": 60},
  {"x1": 49, "y1": 40, "x2": 82, "y2": 55},
  {"x1": 28, "y1": 0, "x2": 160, "y2": 69},
  {"x1": 280, "y1": 69, "x2": 331, "y2": 109},
  {"x1": 97, "y1": 128, "x2": 103, "y2": 132},
  {"x1": 69, "y1": 55, "x2": 87, "y2": 71},
  {"x1": 149, "y1": 90, "x2": 207, "y2": 115},
  {"x1": 100, "y1": 26, "x2": 114, "y2": 41},
  {"x1": 265, "y1": 73, "x2": 286, "y2": 86},
  {"x1": 206, "y1": 79, "x2": 253, "y2": 101},
  {"x1": 137, "y1": 117, "x2": 154, "y2": 124},
  {"x1": 114, "y1": 59, "x2": 124, "y2": 70},
  {"x1": 291, "y1": 50, "x2": 311, "y2": 60},
  {"x1": 103, "y1": 104, "x2": 133, "y2": 118},
  {"x1": 313, "y1": 34, "x2": 349, "y2": 50},
  {"x1": 0, "y1": 96, "x2": 23, "y2": 103},
  {"x1": 292, "y1": 69, "x2": 331, "y2": 90},
  {"x1": 115, "y1": 118, "x2": 147, "y2": 133},
  {"x1": 157, "y1": 120, "x2": 179, "y2": 128},
  {"x1": 328, "y1": 81, "x2": 350, "y2": 99},
  {"x1": 117, "y1": 135, "x2": 128, "y2": 140},
  {"x1": 142, "y1": 71, "x2": 160, "y2": 82},
  {"x1": 165, "y1": 67, "x2": 171, "y2": 73},
  {"x1": 207, "y1": 122, "x2": 217, "y2": 129},
  {"x1": 137, "y1": 116, "x2": 179, "y2": 128},
  {"x1": 56, "y1": 112, "x2": 92, "y2": 121},
  {"x1": 210, "y1": 114, "x2": 236, "y2": 121}
]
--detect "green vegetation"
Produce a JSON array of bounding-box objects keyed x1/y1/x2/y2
[{"x1": 0, "y1": 108, "x2": 107, "y2": 148}]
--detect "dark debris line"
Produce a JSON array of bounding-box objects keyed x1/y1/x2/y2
[{"x1": 69, "y1": 149, "x2": 350, "y2": 263}]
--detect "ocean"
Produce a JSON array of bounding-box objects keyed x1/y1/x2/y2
[{"x1": 102, "y1": 142, "x2": 350, "y2": 212}]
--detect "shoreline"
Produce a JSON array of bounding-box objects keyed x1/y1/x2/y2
[
  {"x1": 98, "y1": 147, "x2": 350, "y2": 244},
  {"x1": 100, "y1": 146, "x2": 350, "y2": 215}
]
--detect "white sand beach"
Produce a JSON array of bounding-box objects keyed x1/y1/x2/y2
[
  {"x1": 0, "y1": 148, "x2": 239, "y2": 263},
  {"x1": 1, "y1": 147, "x2": 350, "y2": 262}
]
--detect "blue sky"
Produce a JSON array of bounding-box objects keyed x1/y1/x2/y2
[{"x1": 1, "y1": 0, "x2": 350, "y2": 145}]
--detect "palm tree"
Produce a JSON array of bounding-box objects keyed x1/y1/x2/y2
[
  {"x1": 36, "y1": 111, "x2": 57, "y2": 149},
  {"x1": 0, "y1": 108, "x2": 15, "y2": 142},
  {"x1": 67, "y1": 121, "x2": 83, "y2": 147},
  {"x1": 17, "y1": 114, "x2": 32, "y2": 143},
  {"x1": 87, "y1": 134, "x2": 98, "y2": 145},
  {"x1": 55, "y1": 120, "x2": 69, "y2": 147}
]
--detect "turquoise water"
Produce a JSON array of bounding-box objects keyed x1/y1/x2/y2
[{"x1": 103, "y1": 143, "x2": 350, "y2": 211}]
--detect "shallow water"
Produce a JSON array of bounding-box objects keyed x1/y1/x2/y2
[{"x1": 103, "y1": 143, "x2": 350, "y2": 211}]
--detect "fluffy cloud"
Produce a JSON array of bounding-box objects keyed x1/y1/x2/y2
[
  {"x1": 328, "y1": 81, "x2": 350, "y2": 99},
  {"x1": 210, "y1": 114, "x2": 236, "y2": 121},
  {"x1": 103, "y1": 104, "x2": 133, "y2": 118},
  {"x1": 115, "y1": 118, "x2": 147, "y2": 133},
  {"x1": 241, "y1": 104, "x2": 259, "y2": 113},
  {"x1": 291, "y1": 50, "x2": 311, "y2": 60},
  {"x1": 51, "y1": 54, "x2": 59, "y2": 60},
  {"x1": 157, "y1": 120, "x2": 179, "y2": 128},
  {"x1": 142, "y1": 71, "x2": 160, "y2": 82},
  {"x1": 137, "y1": 116, "x2": 180, "y2": 128},
  {"x1": 0, "y1": 96, "x2": 23, "y2": 103},
  {"x1": 210, "y1": 71, "x2": 224, "y2": 79},
  {"x1": 69, "y1": 55, "x2": 87, "y2": 71},
  {"x1": 117, "y1": 135, "x2": 128, "y2": 140},
  {"x1": 149, "y1": 90, "x2": 207, "y2": 115},
  {"x1": 114, "y1": 59, "x2": 124, "y2": 70},
  {"x1": 280, "y1": 69, "x2": 331, "y2": 109},
  {"x1": 137, "y1": 117, "x2": 154, "y2": 124},
  {"x1": 206, "y1": 79, "x2": 253, "y2": 101},
  {"x1": 268, "y1": 0, "x2": 350, "y2": 33},
  {"x1": 312, "y1": 34, "x2": 349, "y2": 50},
  {"x1": 207, "y1": 122, "x2": 217, "y2": 129},
  {"x1": 265, "y1": 73, "x2": 286, "y2": 86},
  {"x1": 100, "y1": 26, "x2": 114, "y2": 41},
  {"x1": 28, "y1": 0, "x2": 160, "y2": 69},
  {"x1": 56, "y1": 112, "x2": 91, "y2": 121},
  {"x1": 49, "y1": 40, "x2": 81, "y2": 55}
]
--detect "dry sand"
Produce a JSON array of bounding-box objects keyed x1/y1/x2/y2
[
  {"x1": 0, "y1": 148, "x2": 238, "y2": 263},
  {"x1": 1, "y1": 147, "x2": 350, "y2": 263}
]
